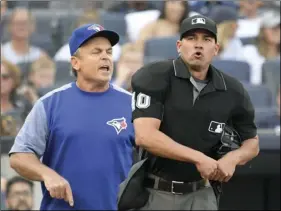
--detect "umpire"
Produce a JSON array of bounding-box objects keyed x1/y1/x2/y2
[{"x1": 129, "y1": 15, "x2": 260, "y2": 210}]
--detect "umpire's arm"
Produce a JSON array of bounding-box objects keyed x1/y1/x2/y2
[
  {"x1": 230, "y1": 86, "x2": 260, "y2": 165},
  {"x1": 131, "y1": 65, "x2": 208, "y2": 165}
]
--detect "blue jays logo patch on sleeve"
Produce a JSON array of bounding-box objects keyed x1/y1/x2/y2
[{"x1": 107, "y1": 117, "x2": 128, "y2": 135}]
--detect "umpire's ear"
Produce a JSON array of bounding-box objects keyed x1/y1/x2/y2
[
  {"x1": 214, "y1": 42, "x2": 220, "y2": 56},
  {"x1": 176, "y1": 39, "x2": 182, "y2": 55}
]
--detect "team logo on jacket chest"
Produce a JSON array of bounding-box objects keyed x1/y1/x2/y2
[{"x1": 107, "y1": 117, "x2": 127, "y2": 134}]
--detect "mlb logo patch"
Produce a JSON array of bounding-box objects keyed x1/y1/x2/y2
[
  {"x1": 192, "y1": 17, "x2": 206, "y2": 25},
  {"x1": 208, "y1": 121, "x2": 225, "y2": 134}
]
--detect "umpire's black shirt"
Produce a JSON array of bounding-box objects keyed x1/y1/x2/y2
[{"x1": 131, "y1": 56, "x2": 257, "y2": 182}]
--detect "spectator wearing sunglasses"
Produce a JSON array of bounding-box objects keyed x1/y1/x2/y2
[{"x1": 0, "y1": 60, "x2": 31, "y2": 135}]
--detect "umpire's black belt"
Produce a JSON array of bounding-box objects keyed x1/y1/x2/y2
[{"x1": 144, "y1": 175, "x2": 207, "y2": 195}]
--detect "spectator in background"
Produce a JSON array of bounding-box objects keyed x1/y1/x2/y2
[
  {"x1": 113, "y1": 43, "x2": 143, "y2": 91},
  {"x1": 257, "y1": 87, "x2": 280, "y2": 131},
  {"x1": 54, "y1": 11, "x2": 121, "y2": 62},
  {"x1": 134, "y1": 0, "x2": 189, "y2": 52},
  {"x1": 189, "y1": 0, "x2": 238, "y2": 16},
  {"x1": 1, "y1": 60, "x2": 32, "y2": 135},
  {"x1": 1, "y1": 8, "x2": 48, "y2": 65},
  {"x1": 17, "y1": 55, "x2": 56, "y2": 106},
  {"x1": 28, "y1": 55, "x2": 56, "y2": 90},
  {"x1": 1, "y1": 60, "x2": 22, "y2": 115},
  {"x1": 235, "y1": 0, "x2": 263, "y2": 38},
  {"x1": 1, "y1": 176, "x2": 7, "y2": 210},
  {"x1": 108, "y1": 1, "x2": 156, "y2": 13},
  {"x1": 243, "y1": 11, "x2": 280, "y2": 85},
  {"x1": 0, "y1": 0, "x2": 7, "y2": 39},
  {"x1": 210, "y1": 5, "x2": 246, "y2": 61},
  {"x1": 5, "y1": 176, "x2": 34, "y2": 211},
  {"x1": 1, "y1": 0, "x2": 7, "y2": 18}
]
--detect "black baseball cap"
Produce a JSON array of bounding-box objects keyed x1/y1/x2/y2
[{"x1": 180, "y1": 15, "x2": 217, "y2": 40}]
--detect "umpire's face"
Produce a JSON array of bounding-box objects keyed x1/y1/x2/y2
[
  {"x1": 177, "y1": 29, "x2": 219, "y2": 71},
  {"x1": 72, "y1": 36, "x2": 114, "y2": 84}
]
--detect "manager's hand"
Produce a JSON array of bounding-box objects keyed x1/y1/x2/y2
[{"x1": 42, "y1": 172, "x2": 74, "y2": 207}]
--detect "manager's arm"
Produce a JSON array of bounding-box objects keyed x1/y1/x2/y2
[
  {"x1": 9, "y1": 100, "x2": 51, "y2": 180},
  {"x1": 9, "y1": 100, "x2": 73, "y2": 206}
]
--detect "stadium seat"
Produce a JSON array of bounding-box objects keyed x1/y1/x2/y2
[
  {"x1": 55, "y1": 61, "x2": 74, "y2": 84},
  {"x1": 37, "y1": 84, "x2": 61, "y2": 97},
  {"x1": 212, "y1": 60, "x2": 250, "y2": 83},
  {"x1": 15, "y1": 1, "x2": 50, "y2": 9},
  {"x1": 262, "y1": 59, "x2": 280, "y2": 99},
  {"x1": 30, "y1": 34, "x2": 55, "y2": 57},
  {"x1": 57, "y1": 13, "x2": 81, "y2": 44},
  {"x1": 255, "y1": 107, "x2": 278, "y2": 128},
  {"x1": 32, "y1": 11, "x2": 55, "y2": 36},
  {"x1": 240, "y1": 37, "x2": 256, "y2": 45},
  {"x1": 144, "y1": 35, "x2": 179, "y2": 64},
  {"x1": 17, "y1": 62, "x2": 32, "y2": 80},
  {"x1": 99, "y1": 11, "x2": 127, "y2": 40},
  {"x1": 150, "y1": 1, "x2": 164, "y2": 10},
  {"x1": 243, "y1": 84, "x2": 273, "y2": 107}
]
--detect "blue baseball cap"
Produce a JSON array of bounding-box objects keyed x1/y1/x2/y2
[{"x1": 69, "y1": 23, "x2": 119, "y2": 56}]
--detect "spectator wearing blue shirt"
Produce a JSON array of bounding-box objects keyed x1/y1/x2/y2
[{"x1": 9, "y1": 23, "x2": 135, "y2": 210}]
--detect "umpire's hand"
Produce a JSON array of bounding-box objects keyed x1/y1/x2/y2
[
  {"x1": 212, "y1": 151, "x2": 238, "y2": 182},
  {"x1": 195, "y1": 154, "x2": 218, "y2": 180},
  {"x1": 43, "y1": 171, "x2": 74, "y2": 207}
]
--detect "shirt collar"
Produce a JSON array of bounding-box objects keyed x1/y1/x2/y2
[{"x1": 173, "y1": 56, "x2": 227, "y2": 91}]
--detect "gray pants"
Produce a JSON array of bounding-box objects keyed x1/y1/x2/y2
[{"x1": 138, "y1": 185, "x2": 218, "y2": 210}]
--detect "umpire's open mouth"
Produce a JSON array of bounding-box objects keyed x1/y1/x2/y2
[{"x1": 194, "y1": 51, "x2": 203, "y2": 59}]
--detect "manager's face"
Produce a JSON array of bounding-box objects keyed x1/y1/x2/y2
[{"x1": 71, "y1": 36, "x2": 114, "y2": 85}]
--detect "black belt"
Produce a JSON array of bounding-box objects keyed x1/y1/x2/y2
[{"x1": 144, "y1": 175, "x2": 207, "y2": 195}]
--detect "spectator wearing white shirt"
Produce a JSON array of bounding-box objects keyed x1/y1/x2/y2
[
  {"x1": 1, "y1": 8, "x2": 48, "y2": 65},
  {"x1": 243, "y1": 11, "x2": 280, "y2": 85},
  {"x1": 235, "y1": 0, "x2": 263, "y2": 38},
  {"x1": 210, "y1": 5, "x2": 246, "y2": 61},
  {"x1": 113, "y1": 43, "x2": 143, "y2": 92},
  {"x1": 133, "y1": 0, "x2": 189, "y2": 52}
]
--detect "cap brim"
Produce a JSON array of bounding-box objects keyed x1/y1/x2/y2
[
  {"x1": 181, "y1": 26, "x2": 217, "y2": 39},
  {"x1": 93, "y1": 30, "x2": 120, "y2": 46},
  {"x1": 81, "y1": 30, "x2": 120, "y2": 47}
]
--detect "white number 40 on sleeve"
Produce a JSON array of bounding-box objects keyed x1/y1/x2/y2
[{"x1": 132, "y1": 92, "x2": 151, "y2": 111}]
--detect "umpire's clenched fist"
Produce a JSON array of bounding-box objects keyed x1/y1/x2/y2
[
  {"x1": 43, "y1": 172, "x2": 74, "y2": 207},
  {"x1": 195, "y1": 153, "x2": 218, "y2": 180}
]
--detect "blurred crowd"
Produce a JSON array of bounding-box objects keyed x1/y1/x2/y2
[{"x1": 0, "y1": 1, "x2": 280, "y2": 209}]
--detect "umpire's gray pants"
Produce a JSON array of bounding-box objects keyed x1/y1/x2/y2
[{"x1": 138, "y1": 184, "x2": 218, "y2": 210}]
